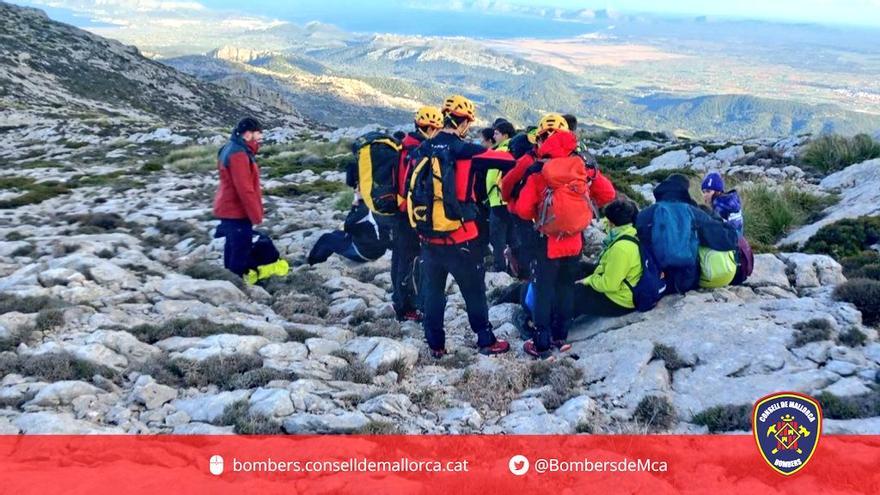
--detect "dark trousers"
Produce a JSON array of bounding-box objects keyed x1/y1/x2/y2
[
  {"x1": 420, "y1": 241, "x2": 495, "y2": 350},
  {"x1": 533, "y1": 248, "x2": 579, "y2": 351},
  {"x1": 571, "y1": 284, "x2": 634, "y2": 318},
  {"x1": 391, "y1": 213, "x2": 420, "y2": 315},
  {"x1": 216, "y1": 219, "x2": 256, "y2": 276},
  {"x1": 511, "y1": 217, "x2": 537, "y2": 280},
  {"x1": 307, "y1": 231, "x2": 365, "y2": 264},
  {"x1": 489, "y1": 205, "x2": 515, "y2": 271}
]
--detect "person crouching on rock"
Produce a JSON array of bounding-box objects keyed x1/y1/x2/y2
[
  {"x1": 213, "y1": 117, "x2": 289, "y2": 285},
  {"x1": 572, "y1": 198, "x2": 642, "y2": 320},
  {"x1": 307, "y1": 193, "x2": 391, "y2": 265}
]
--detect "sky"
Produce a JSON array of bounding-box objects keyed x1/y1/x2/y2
[{"x1": 12, "y1": 0, "x2": 880, "y2": 29}]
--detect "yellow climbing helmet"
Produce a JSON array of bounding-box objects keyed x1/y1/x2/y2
[
  {"x1": 537, "y1": 113, "x2": 569, "y2": 138},
  {"x1": 414, "y1": 106, "x2": 443, "y2": 129},
  {"x1": 441, "y1": 95, "x2": 476, "y2": 122}
]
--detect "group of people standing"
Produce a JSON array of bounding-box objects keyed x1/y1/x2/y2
[{"x1": 213, "y1": 96, "x2": 752, "y2": 362}]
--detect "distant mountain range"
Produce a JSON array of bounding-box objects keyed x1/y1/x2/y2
[
  {"x1": 0, "y1": 1, "x2": 303, "y2": 130},
  {"x1": 161, "y1": 27, "x2": 880, "y2": 137},
  {"x1": 2, "y1": 1, "x2": 879, "y2": 139}
]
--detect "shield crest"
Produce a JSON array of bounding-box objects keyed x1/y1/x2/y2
[{"x1": 752, "y1": 392, "x2": 823, "y2": 475}]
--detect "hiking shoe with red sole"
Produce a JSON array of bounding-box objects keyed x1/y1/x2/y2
[
  {"x1": 552, "y1": 340, "x2": 572, "y2": 353},
  {"x1": 523, "y1": 340, "x2": 554, "y2": 360},
  {"x1": 479, "y1": 339, "x2": 510, "y2": 356},
  {"x1": 397, "y1": 310, "x2": 424, "y2": 322},
  {"x1": 430, "y1": 347, "x2": 447, "y2": 359}
]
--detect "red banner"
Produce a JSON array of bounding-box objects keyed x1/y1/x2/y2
[{"x1": 1, "y1": 435, "x2": 878, "y2": 494}]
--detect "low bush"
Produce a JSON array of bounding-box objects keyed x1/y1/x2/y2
[
  {"x1": 818, "y1": 390, "x2": 880, "y2": 419},
  {"x1": 651, "y1": 344, "x2": 689, "y2": 372},
  {"x1": 633, "y1": 395, "x2": 676, "y2": 432},
  {"x1": 330, "y1": 349, "x2": 374, "y2": 384},
  {"x1": 529, "y1": 360, "x2": 584, "y2": 411},
  {"x1": 692, "y1": 404, "x2": 751, "y2": 432},
  {"x1": 217, "y1": 399, "x2": 283, "y2": 434},
  {"x1": 834, "y1": 279, "x2": 880, "y2": 326},
  {"x1": 128, "y1": 318, "x2": 255, "y2": 344},
  {"x1": 800, "y1": 134, "x2": 880, "y2": 174},
  {"x1": 183, "y1": 262, "x2": 246, "y2": 290},
  {"x1": 791, "y1": 318, "x2": 834, "y2": 347},
  {"x1": 740, "y1": 184, "x2": 836, "y2": 247}
]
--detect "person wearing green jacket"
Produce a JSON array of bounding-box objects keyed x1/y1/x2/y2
[
  {"x1": 573, "y1": 198, "x2": 643, "y2": 316},
  {"x1": 486, "y1": 119, "x2": 516, "y2": 272}
]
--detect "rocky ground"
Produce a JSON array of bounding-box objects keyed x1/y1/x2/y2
[{"x1": 1, "y1": 128, "x2": 879, "y2": 435}]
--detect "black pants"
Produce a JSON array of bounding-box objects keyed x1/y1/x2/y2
[
  {"x1": 489, "y1": 205, "x2": 514, "y2": 271},
  {"x1": 216, "y1": 219, "x2": 256, "y2": 276},
  {"x1": 510, "y1": 217, "x2": 537, "y2": 280},
  {"x1": 391, "y1": 213, "x2": 420, "y2": 316},
  {"x1": 307, "y1": 231, "x2": 367, "y2": 264},
  {"x1": 532, "y1": 247, "x2": 579, "y2": 352},
  {"x1": 420, "y1": 241, "x2": 495, "y2": 351},
  {"x1": 571, "y1": 284, "x2": 634, "y2": 318}
]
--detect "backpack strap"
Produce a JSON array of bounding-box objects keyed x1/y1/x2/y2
[{"x1": 608, "y1": 234, "x2": 640, "y2": 292}]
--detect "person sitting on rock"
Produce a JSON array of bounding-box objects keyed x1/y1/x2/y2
[
  {"x1": 572, "y1": 198, "x2": 643, "y2": 319},
  {"x1": 636, "y1": 174, "x2": 740, "y2": 294},
  {"x1": 701, "y1": 172, "x2": 744, "y2": 237},
  {"x1": 308, "y1": 194, "x2": 391, "y2": 265},
  {"x1": 213, "y1": 117, "x2": 289, "y2": 285}
]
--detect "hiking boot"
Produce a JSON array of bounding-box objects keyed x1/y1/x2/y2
[
  {"x1": 552, "y1": 340, "x2": 572, "y2": 353},
  {"x1": 479, "y1": 339, "x2": 510, "y2": 356},
  {"x1": 430, "y1": 347, "x2": 447, "y2": 359},
  {"x1": 256, "y1": 259, "x2": 289, "y2": 281},
  {"x1": 243, "y1": 269, "x2": 259, "y2": 286},
  {"x1": 523, "y1": 340, "x2": 553, "y2": 360}
]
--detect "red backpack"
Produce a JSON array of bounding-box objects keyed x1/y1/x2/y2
[{"x1": 536, "y1": 156, "x2": 592, "y2": 237}]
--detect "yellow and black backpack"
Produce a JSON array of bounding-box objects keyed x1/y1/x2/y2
[
  {"x1": 405, "y1": 142, "x2": 474, "y2": 239},
  {"x1": 350, "y1": 132, "x2": 402, "y2": 216}
]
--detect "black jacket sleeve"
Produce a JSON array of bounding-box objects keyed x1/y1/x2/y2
[{"x1": 691, "y1": 205, "x2": 740, "y2": 251}]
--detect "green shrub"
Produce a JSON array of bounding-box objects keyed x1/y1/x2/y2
[
  {"x1": 633, "y1": 396, "x2": 676, "y2": 432},
  {"x1": 529, "y1": 360, "x2": 584, "y2": 411},
  {"x1": 355, "y1": 420, "x2": 398, "y2": 434},
  {"x1": 692, "y1": 404, "x2": 751, "y2": 432},
  {"x1": 334, "y1": 190, "x2": 355, "y2": 212},
  {"x1": 331, "y1": 351, "x2": 374, "y2": 384},
  {"x1": 838, "y1": 327, "x2": 868, "y2": 347},
  {"x1": 164, "y1": 354, "x2": 267, "y2": 390},
  {"x1": 285, "y1": 327, "x2": 319, "y2": 343},
  {"x1": 818, "y1": 390, "x2": 880, "y2": 419},
  {"x1": 0, "y1": 181, "x2": 71, "y2": 208},
  {"x1": 217, "y1": 399, "x2": 283, "y2": 434},
  {"x1": 458, "y1": 363, "x2": 532, "y2": 412},
  {"x1": 839, "y1": 251, "x2": 880, "y2": 280},
  {"x1": 264, "y1": 180, "x2": 347, "y2": 197},
  {"x1": 651, "y1": 344, "x2": 689, "y2": 371},
  {"x1": 166, "y1": 145, "x2": 216, "y2": 173},
  {"x1": 834, "y1": 279, "x2": 880, "y2": 326},
  {"x1": 740, "y1": 184, "x2": 836, "y2": 246},
  {"x1": 803, "y1": 216, "x2": 880, "y2": 260},
  {"x1": 35, "y1": 308, "x2": 65, "y2": 331},
  {"x1": 375, "y1": 357, "x2": 410, "y2": 383},
  {"x1": 0, "y1": 294, "x2": 64, "y2": 314},
  {"x1": 128, "y1": 318, "x2": 255, "y2": 344},
  {"x1": 800, "y1": 134, "x2": 880, "y2": 173},
  {"x1": 183, "y1": 262, "x2": 245, "y2": 290},
  {"x1": 10, "y1": 244, "x2": 35, "y2": 257},
  {"x1": 355, "y1": 319, "x2": 403, "y2": 339},
  {"x1": 791, "y1": 319, "x2": 833, "y2": 347},
  {"x1": 14, "y1": 352, "x2": 118, "y2": 382}
]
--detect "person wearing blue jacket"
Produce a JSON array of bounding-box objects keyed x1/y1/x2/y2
[
  {"x1": 635, "y1": 174, "x2": 740, "y2": 294},
  {"x1": 701, "y1": 172, "x2": 745, "y2": 237}
]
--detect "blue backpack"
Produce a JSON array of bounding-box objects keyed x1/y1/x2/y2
[
  {"x1": 614, "y1": 234, "x2": 666, "y2": 312},
  {"x1": 650, "y1": 202, "x2": 698, "y2": 269}
]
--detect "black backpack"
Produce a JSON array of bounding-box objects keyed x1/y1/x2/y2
[
  {"x1": 405, "y1": 141, "x2": 475, "y2": 239},
  {"x1": 351, "y1": 132, "x2": 401, "y2": 216}
]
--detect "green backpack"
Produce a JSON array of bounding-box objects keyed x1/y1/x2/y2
[{"x1": 698, "y1": 247, "x2": 737, "y2": 289}]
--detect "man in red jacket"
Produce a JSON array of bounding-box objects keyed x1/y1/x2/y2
[
  {"x1": 511, "y1": 114, "x2": 616, "y2": 359},
  {"x1": 213, "y1": 117, "x2": 287, "y2": 284},
  {"x1": 391, "y1": 107, "x2": 443, "y2": 322}
]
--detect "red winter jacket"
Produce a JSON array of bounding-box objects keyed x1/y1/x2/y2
[
  {"x1": 213, "y1": 136, "x2": 264, "y2": 225},
  {"x1": 511, "y1": 130, "x2": 616, "y2": 259},
  {"x1": 501, "y1": 152, "x2": 536, "y2": 210},
  {"x1": 397, "y1": 132, "x2": 424, "y2": 213}
]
